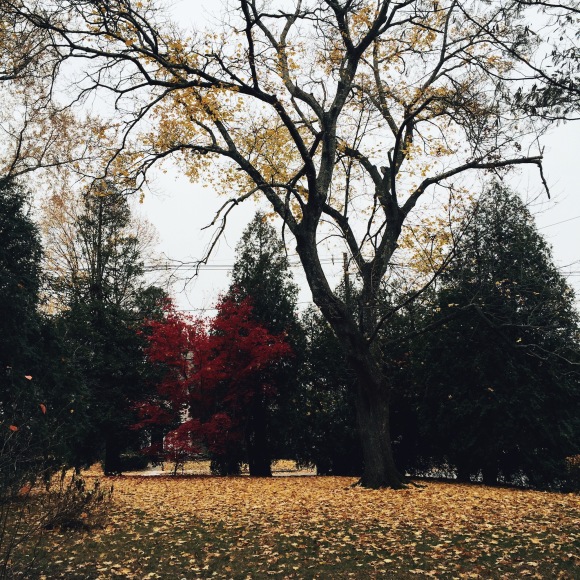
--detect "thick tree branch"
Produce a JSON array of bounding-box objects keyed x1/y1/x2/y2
[{"x1": 402, "y1": 156, "x2": 546, "y2": 218}]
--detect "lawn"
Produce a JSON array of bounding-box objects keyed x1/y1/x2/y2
[{"x1": 11, "y1": 465, "x2": 580, "y2": 579}]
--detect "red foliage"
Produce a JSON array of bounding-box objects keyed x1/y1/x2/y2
[{"x1": 135, "y1": 295, "x2": 291, "y2": 462}]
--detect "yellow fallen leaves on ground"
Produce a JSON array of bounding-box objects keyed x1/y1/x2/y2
[{"x1": 18, "y1": 470, "x2": 580, "y2": 579}]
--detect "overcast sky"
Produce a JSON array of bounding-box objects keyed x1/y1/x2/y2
[{"x1": 135, "y1": 1, "x2": 580, "y2": 313}]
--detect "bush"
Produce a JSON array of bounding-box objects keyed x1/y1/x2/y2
[
  {"x1": 0, "y1": 470, "x2": 113, "y2": 578},
  {"x1": 42, "y1": 470, "x2": 113, "y2": 531}
]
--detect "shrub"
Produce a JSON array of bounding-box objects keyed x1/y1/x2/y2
[
  {"x1": 0, "y1": 470, "x2": 113, "y2": 578},
  {"x1": 42, "y1": 470, "x2": 113, "y2": 531}
]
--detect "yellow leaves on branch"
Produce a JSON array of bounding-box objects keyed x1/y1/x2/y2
[
  {"x1": 406, "y1": 25, "x2": 439, "y2": 52},
  {"x1": 0, "y1": 99, "x2": 110, "y2": 187},
  {"x1": 485, "y1": 53, "x2": 514, "y2": 75},
  {"x1": 142, "y1": 89, "x2": 308, "y2": 217},
  {"x1": 242, "y1": 123, "x2": 298, "y2": 183},
  {"x1": 349, "y1": 3, "x2": 376, "y2": 35},
  {"x1": 142, "y1": 86, "x2": 243, "y2": 167},
  {"x1": 398, "y1": 189, "x2": 472, "y2": 281},
  {"x1": 428, "y1": 142, "x2": 456, "y2": 158}
]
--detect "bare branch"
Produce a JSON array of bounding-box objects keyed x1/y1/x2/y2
[{"x1": 402, "y1": 156, "x2": 545, "y2": 218}]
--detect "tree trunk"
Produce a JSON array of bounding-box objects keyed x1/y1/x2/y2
[
  {"x1": 295, "y1": 229, "x2": 403, "y2": 489},
  {"x1": 482, "y1": 463, "x2": 498, "y2": 486},
  {"x1": 246, "y1": 397, "x2": 272, "y2": 477},
  {"x1": 103, "y1": 429, "x2": 122, "y2": 475},
  {"x1": 456, "y1": 464, "x2": 472, "y2": 483},
  {"x1": 354, "y1": 377, "x2": 404, "y2": 489}
]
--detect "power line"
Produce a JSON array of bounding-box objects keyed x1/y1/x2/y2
[
  {"x1": 146, "y1": 260, "x2": 580, "y2": 276},
  {"x1": 142, "y1": 258, "x2": 337, "y2": 273},
  {"x1": 539, "y1": 214, "x2": 580, "y2": 229}
]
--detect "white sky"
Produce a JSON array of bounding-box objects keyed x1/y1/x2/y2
[{"x1": 135, "y1": 1, "x2": 580, "y2": 313}]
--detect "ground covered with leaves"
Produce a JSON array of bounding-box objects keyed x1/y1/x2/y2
[{"x1": 14, "y1": 466, "x2": 580, "y2": 579}]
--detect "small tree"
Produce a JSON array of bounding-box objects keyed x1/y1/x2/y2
[{"x1": 137, "y1": 297, "x2": 292, "y2": 474}]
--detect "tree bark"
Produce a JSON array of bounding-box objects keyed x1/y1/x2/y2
[
  {"x1": 354, "y1": 375, "x2": 404, "y2": 489},
  {"x1": 296, "y1": 230, "x2": 404, "y2": 488},
  {"x1": 103, "y1": 428, "x2": 122, "y2": 475}
]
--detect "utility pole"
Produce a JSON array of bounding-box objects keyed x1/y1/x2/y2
[{"x1": 343, "y1": 252, "x2": 350, "y2": 307}]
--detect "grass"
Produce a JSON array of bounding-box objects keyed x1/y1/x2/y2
[{"x1": 7, "y1": 464, "x2": 580, "y2": 579}]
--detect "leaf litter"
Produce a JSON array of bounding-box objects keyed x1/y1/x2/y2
[{"x1": 22, "y1": 471, "x2": 579, "y2": 579}]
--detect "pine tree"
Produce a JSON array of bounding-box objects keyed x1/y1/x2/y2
[
  {"x1": 0, "y1": 178, "x2": 41, "y2": 377},
  {"x1": 230, "y1": 213, "x2": 298, "y2": 335},
  {"x1": 0, "y1": 178, "x2": 43, "y2": 483},
  {"x1": 227, "y1": 213, "x2": 302, "y2": 475},
  {"x1": 416, "y1": 183, "x2": 580, "y2": 488},
  {"x1": 44, "y1": 183, "x2": 161, "y2": 473},
  {"x1": 0, "y1": 179, "x2": 75, "y2": 497}
]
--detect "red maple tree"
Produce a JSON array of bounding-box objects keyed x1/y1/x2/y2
[{"x1": 134, "y1": 295, "x2": 292, "y2": 471}]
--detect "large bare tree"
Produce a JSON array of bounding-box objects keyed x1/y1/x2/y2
[{"x1": 0, "y1": 0, "x2": 567, "y2": 487}]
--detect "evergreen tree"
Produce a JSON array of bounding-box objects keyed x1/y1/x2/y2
[
  {"x1": 416, "y1": 183, "x2": 580, "y2": 488},
  {"x1": 44, "y1": 184, "x2": 161, "y2": 473},
  {"x1": 230, "y1": 213, "x2": 298, "y2": 336},
  {"x1": 0, "y1": 178, "x2": 44, "y2": 489},
  {"x1": 0, "y1": 178, "x2": 80, "y2": 495},
  {"x1": 293, "y1": 306, "x2": 362, "y2": 475},
  {"x1": 0, "y1": 178, "x2": 41, "y2": 378},
  {"x1": 226, "y1": 213, "x2": 302, "y2": 476}
]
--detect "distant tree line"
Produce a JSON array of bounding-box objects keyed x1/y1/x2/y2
[
  {"x1": 1, "y1": 178, "x2": 578, "y2": 490},
  {"x1": 1, "y1": 0, "x2": 578, "y2": 490}
]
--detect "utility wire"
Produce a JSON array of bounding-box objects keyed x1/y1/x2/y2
[{"x1": 538, "y1": 214, "x2": 580, "y2": 229}]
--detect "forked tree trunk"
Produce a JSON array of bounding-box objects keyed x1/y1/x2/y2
[{"x1": 354, "y1": 376, "x2": 404, "y2": 489}]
